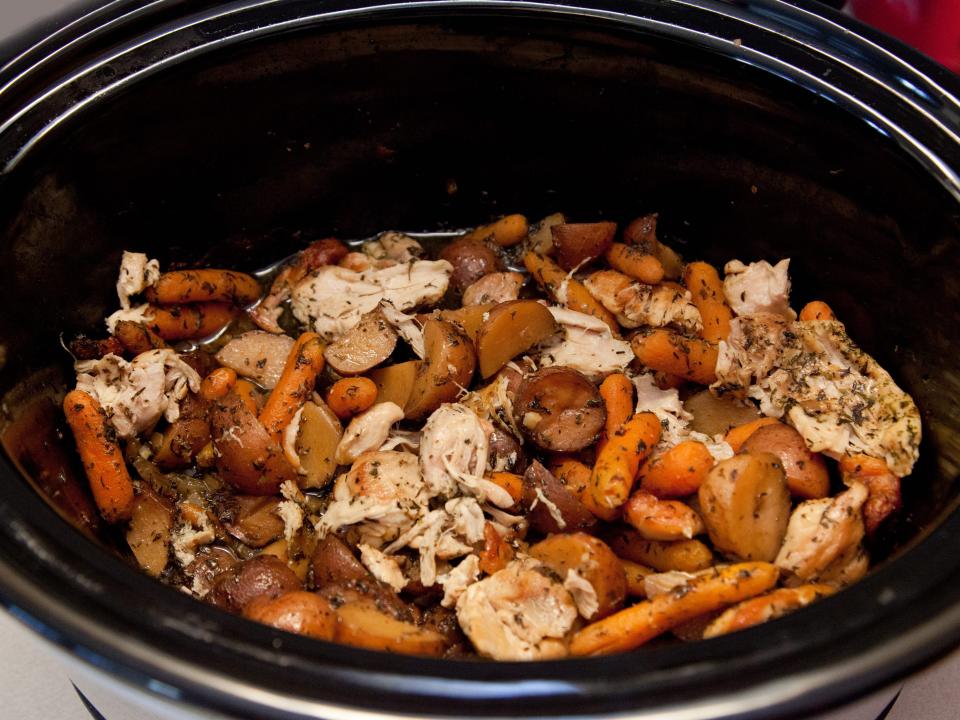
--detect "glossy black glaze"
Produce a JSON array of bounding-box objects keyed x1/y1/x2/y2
[{"x1": 0, "y1": 1, "x2": 958, "y2": 718}]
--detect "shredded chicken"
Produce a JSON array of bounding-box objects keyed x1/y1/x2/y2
[
  {"x1": 585, "y1": 273, "x2": 702, "y2": 333},
  {"x1": 539, "y1": 305, "x2": 632, "y2": 379},
  {"x1": 275, "y1": 500, "x2": 304, "y2": 543},
  {"x1": 291, "y1": 260, "x2": 451, "y2": 340},
  {"x1": 439, "y1": 554, "x2": 481, "y2": 608},
  {"x1": 75, "y1": 349, "x2": 201, "y2": 438},
  {"x1": 358, "y1": 543, "x2": 408, "y2": 592},
  {"x1": 335, "y1": 402, "x2": 405, "y2": 465},
  {"x1": 564, "y1": 569, "x2": 600, "y2": 620},
  {"x1": 714, "y1": 318, "x2": 921, "y2": 476},
  {"x1": 362, "y1": 231, "x2": 423, "y2": 264},
  {"x1": 775, "y1": 482, "x2": 868, "y2": 584},
  {"x1": 116, "y1": 251, "x2": 160, "y2": 310},
  {"x1": 723, "y1": 259, "x2": 796, "y2": 319},
  {"x1": 105, "y1": 303, "x2": 153, "y2": 335},
  {"x1": 379, "y1": 301, "x2": 425, "y2": 358},
  {"x1": 462, "y1": 272, "x2": 524, "y2": 307},
  {"x1": 215, "y1": 331, "x2": 294, "y2": 389},
  {"x1": 171, "y1": 509, "x2": 215, "y2": 566},
  {"x1": 419, "y1": 404, "x2": 513, "y2": 507},
  {"x1": 456, "y1": 558, "x2": 578, "y2": 660},
  {"x1": 632, "y1": 373, "x2": 734, "y2": 461}
]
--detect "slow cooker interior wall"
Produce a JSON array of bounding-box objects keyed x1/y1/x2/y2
[{"x1": 1, "y1": 17, "x2": 958, "y2": 552}]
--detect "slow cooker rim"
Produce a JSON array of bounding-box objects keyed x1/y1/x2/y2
[{"x1": 1, "y1": 1, "x2": 960, "y2": 718}]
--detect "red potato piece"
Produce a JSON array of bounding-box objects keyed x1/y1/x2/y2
[
  {"x1": 216, "y1": 331, "x2": 295, "y2": 389},
  {"x1": 462, "y1": 271, "x2": 525, "y2": 307},
  {"x1": 403, "y1": 319, "x2": 476, "y2": 420},
  {"x1": 221, "y1": 495, "x2": 286, "y2": 548},
  {"x1": 243, "y1": 591, "x2": 338, "y2": 640},
  {"x1": 210, "y1": 391, "x2": 296, "y2": 495},
  {"x1": 741, "y1": 423, "x2": 830, "y2": 499},
  {"x1": 839, "y1": 454, "x2": 902, "y2": 535},
  {"x1": 521, "y1": 461, "x2": 596, "y2": 534},
  {"x1": 513, "y1": 367, "x2": 605, "y2": 452},
  {"x1": 207, "y1": 555, "x2": 302, "y2": 613},
  {"x1": 126, "y1": 487, "x2": 174, "y2": 577},
  {"x1": 529, "y1": 533, "x2": 626, "y2": 620},
  {"x1": 323, "y1": 308, "x2": 398, "y2": 376},
  {"x1": 439, "y1": 237, "x2": 504, "y2": 292},
  {"x1": 551, "y1": 222, "x2": 617, "y2": 271}
]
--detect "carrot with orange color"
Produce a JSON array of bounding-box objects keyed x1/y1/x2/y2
[
  {"x1": 462, "y1": 214, "x2": 529, "y2": 247},
  {"x1": 569, "y1": 562, "x2": 779, "y2": 656},
  {"x1": 113, "y1": 320, "x2": 167, "y2": 354},
  {"x1": 590, "y1": 411, "x2": 662, "y2": 516},
  {"x1": 702, "y1": 584, "x2": 835, "y2": 639},
  {"x1": 524, "y1": 252, "x2": 619, "y2": 333},
  {"x1": 621, "y1": 559, "x2": 654, "y2": 597},
  {"x1": 146, "y1": 303, "x2": 237, "y2": 341},
  {"x1": 200, "y1": 367, "x2": 237, "y2": 402},
  {"x1": 549, "y1": 457, "x2": 608, "y2": 520},
  {"x1": 683, "y1": 261, "x2": 733, "y2": 343},
  {"x1": 799, "y1": 301, "x2": 836, "y2": 322},
  {"x1": 623, "y1": 491, "x2": 705, "y2": 541},
  {"x1": 638, "y1": 440, "x2": 715, "y2": 498},
  {"x1": 62, "y1": 389, "x2": 135, "y2": 522},
  {"x1": 724, "y1": 417, "x2": 781, "y2": 452},
  {"x1": 631, "y1": 329, "x2": 718, "y2": 384},
  {"x1": 259, "y1": 332, "x2": 326, "y2": 442},
  {"x1": 234, "y1": 379, "x2": 261, "y2": 416},
  {"x1": 325, "y1": 377, "x2": 378, "y2": 419},
  {"x1": 479, "y1": 522, "x2": 515, "y2": 575},
  {"x1": 485, "y1": 472, "x2": 524, "y2": 507},
  {"x1": 599, "y1": 373, "x2": 634, "y2": 436},
  {"x1": 605, "y1": 243, "x2": 664, "y2": 284},
  {"x1": 146, "y1": 269, "x2": 261, "y2": 306}
]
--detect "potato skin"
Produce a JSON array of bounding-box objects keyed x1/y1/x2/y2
[
  {"x1": 324, "y1": 308, "x2": 398, "y2": 376},
  {"x1": 210, "y1": 391, "x2": 296, "y2": 495},
  {"x1": 698, "y1": 452, "x2": 791, "y2": 562},
  {"x1": 335, "y1": 598, "x2": 448, "y2": 656},
  {"x1": 521, "y1": 461, "x2": 596, "y2": 534},
  {"x1": 529, "y1": 532, "x2": 626, "y2": 619},
  {"x1": 740, "y1": 423, "x2": 830, "y2": 499},
  {"x1": 404, "y1": 319, "x2": 476, "y2": 420},
  {"x1": 439, "y1": 237, "x2": 503, "y2": 292},
  {"x1": 476, "y1": 300, "x2": 559, "y2": 378},
  {"x1": 514, "y1": 367, "x2": 605, "y2": 452},
  {"x1": 208, "y1": 555, "x2": 302, "y2": 613},
  {"x1": 311, "y1": 534, "x2": 373, "y2": 587},
  {"x1": 243, "y1": 591, "x2": 337, "y2": 640},
  {"x1": 551, "y1": 222, "x2": 617, "y2": 271},
  {"x1": 220, "y1": 495, "x2": 286, "y2": 548}
]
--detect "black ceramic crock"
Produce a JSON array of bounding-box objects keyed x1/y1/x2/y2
[{"x1": 1, "y1": 1, "x2": 959, "y2": 718}]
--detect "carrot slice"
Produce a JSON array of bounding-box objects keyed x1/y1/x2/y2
[{"x1": 259, "y1": 332, "x2": 326, "y2": 443}]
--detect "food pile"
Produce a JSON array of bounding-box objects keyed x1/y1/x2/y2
[{"x1": 61, "y1": 212, "x2": 920, "y2": 658}]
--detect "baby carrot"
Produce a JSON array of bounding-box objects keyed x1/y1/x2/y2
[
  {"x1": 62, "y1": 389, "x2": 135, "y2": 522},
  {"x1": 146, "y1": 303, "x2": 237, "y2": 341},
  {"x1": 325, "y1": 377, "x2": 378, "y2": 419},
  {"x1": 113, "y1": 320, "x2": 167, "y2": 354},
  {"x1": 724, "y1": 417, "x2": 781, "y2": 452},
  {"x1": 462, "y1": 214, "x2": 529, "y2": 247},
  {"x1": 799, "y1": 301, "x2": 836, "y2": 322},
  {"x1": 234, "y1": 379, "x2": 262, "y2": 416},
  {"x1": 605, "y1": 243, "x2": 665, "y2": 284},
  {"x1": 599, "y1": 373, "x2": 635, "y2": 437},
  {"x1": 683, "y1": 261, "x2": 733, "y2": 343},
  {"x1": 146, "y1": 269, "x2": 261, "y2": 306},
  {"x1": 590, "y1": 411, "x2": 662, "y2": 516},
  {"x1": 200, "y1": 367, "x2": 237, "y2": 402},
  {"x1": 524, "y1": 251, "x2": 619, "y2": 333},
  {"x1": 638, "y1": 440, "x2": 715, "y2": 497},
  {"x1": 631, "y1": 328, "x2": 718, "y2": 385},
  {"x1": 259, "y1": 332, "x2": 325, "y2": 443}
]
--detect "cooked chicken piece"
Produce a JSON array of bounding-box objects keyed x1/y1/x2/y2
[
  {"x1": 291, "y1": 260, "x2": 452, "y2": 340},
  {"x1": 335, "y1": 402, "x2": 405, "y2": 465},
  {"x1": 816, "y1": 543, "x2": 869, "y2": 586},
  {"x1": 170, "y1": 504, "x2": 216, "y2": 566},
  {"x1": 75, "y1": 349, "x2": 201, "y2": 438},
  {"x1": 215, "y1": 331, "x2": 294, "y2": 389},
  {"x1": 714, "y1": 318, "x2": 921, "y2": 476},
  {"x1": 419, "y1": 404, "x2": 513, "y2": 508},
  {"x1": 723, "y1": 259, "x2": 796, "y2": 319},
  {"x1": 116, "y1": 251, "x2": 160, "y2": 310},
  {"x1": 105, "y1": 303, "x2": 153, "y2": 334},
  {"x1": 462, "y1": 374, "x2": 523, "y2": 440},
  {"x1": 462, "y1": 272, "x2": 525, "y2": 307},
  {"x1": 456, "y1": 558, "x2": 578, "y2": 660},
  {"x1": 317, "y1": 451, "x2": 425, "y2": 545},
  {"x1": 379, "y1": 301, "x2": 425, "y2": 358},
  {"x1": 538, "y1": 305, "x2": 632, "y2": 379},
  {"x1": 563, "y1": 569, "x2": 600, "y2": 620},
  {"x1": 439, "y1": 554, "x2": 481, "y2": 608},
  {"x1": 632, "y1": 373, "x2": 733, "y2": 461},
  {"x1": 362, "y1": 231, "x2": 424, "y2": 263},
  {"x1": 585, "y1": 271, "x2": 702, "y2": 333},
  {"x1": 643, "y1": 570, "x2": 701, "y2": 598},
  {"x1": 775, "y1": 482, "x2": 868, "y2": 583},
  {"x1": 358, "y1": 543, "x2": 407, "y2": 592},
  {"x1": 250, "y1": 238, "x2": 348, "y2": 333}
]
